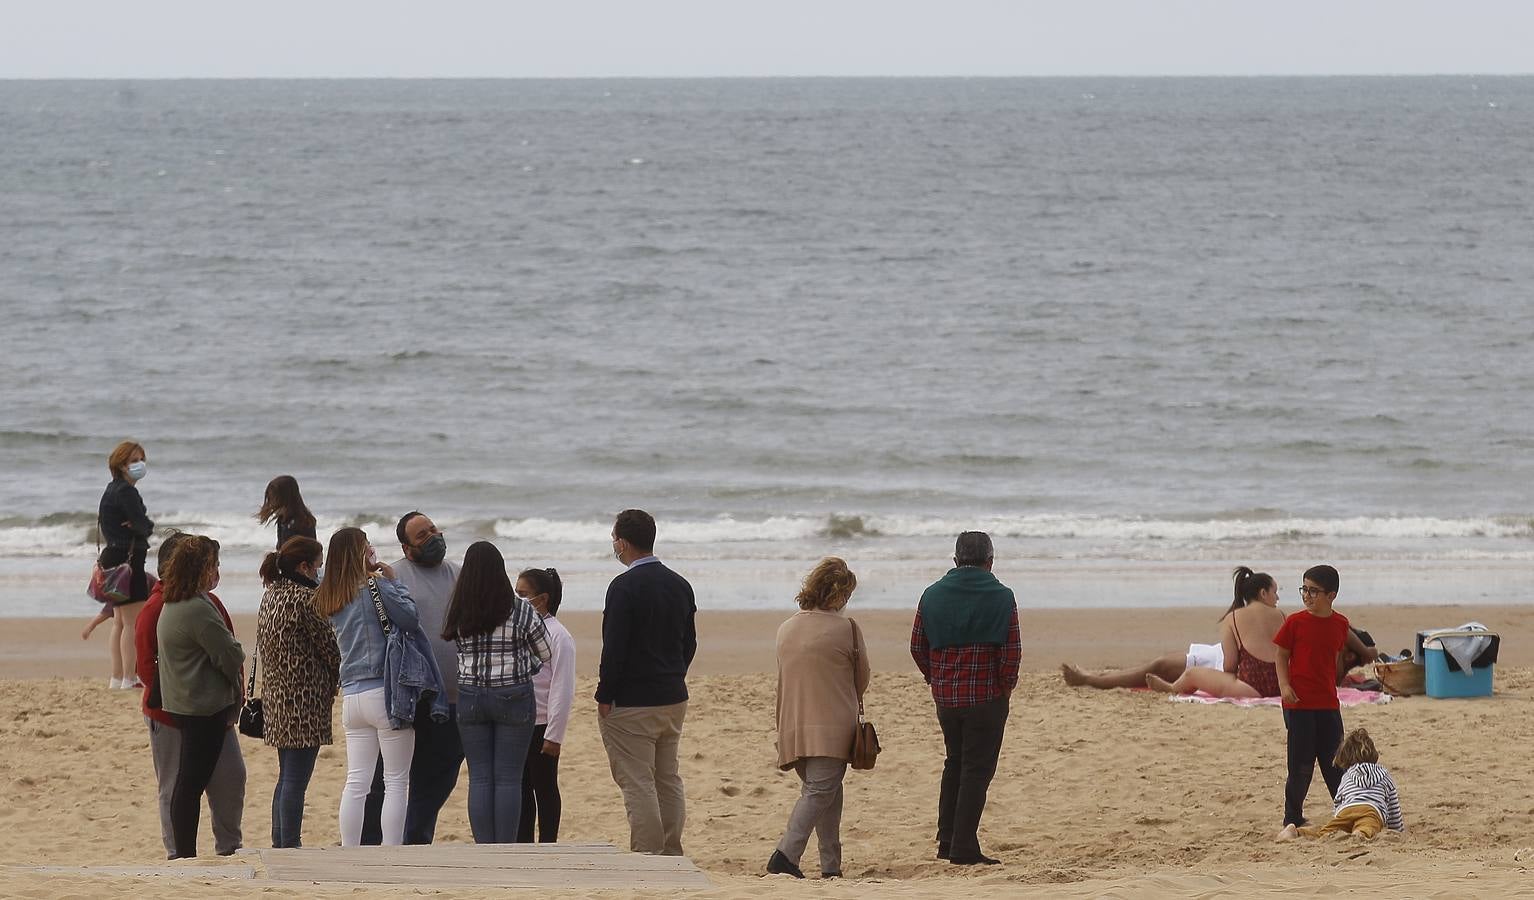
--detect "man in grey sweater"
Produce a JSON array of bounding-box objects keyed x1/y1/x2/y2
[{"x1": 361, "y1": 511, "x2": 463, "y2": 845}]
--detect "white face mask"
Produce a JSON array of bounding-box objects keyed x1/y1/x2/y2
[{"x1": 126, "y1": 461, "x2": 148, "y2": 481}]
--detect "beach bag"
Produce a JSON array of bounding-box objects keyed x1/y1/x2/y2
[
  {"x1": 88, "y1": 559, "x2": 134, "y2": 603},
  {"x1": 1375, "y1": 660, "x2": 1425, "y2": 697},
  {"x1": 848, "y1": 619, "x2": 881, "y2": 770},
  {"x1": 237, "y1": 656, "x2": 264, "y2": 738},
  {"x1": 87, "y1": 528, "x2": 143, "y2": 604}
]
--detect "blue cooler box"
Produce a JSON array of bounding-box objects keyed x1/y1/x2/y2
[{"x1": 1423, "y1": 646, "x2": 1493, "y2": 698}]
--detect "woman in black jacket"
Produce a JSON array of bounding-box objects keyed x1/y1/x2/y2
[{"x1": 86, "y1": 440, "x2": 155, "y2": 689}]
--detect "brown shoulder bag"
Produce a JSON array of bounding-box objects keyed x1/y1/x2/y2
[{"x1": 848, "y1": 618, "x2": 880, "y2": 770}]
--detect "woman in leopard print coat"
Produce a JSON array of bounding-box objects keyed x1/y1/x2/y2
[{"x1": 256, "y1": 536, "x2": 339, "y2": 848}]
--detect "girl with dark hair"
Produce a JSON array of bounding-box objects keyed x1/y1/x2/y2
[
  {"x1": 441, "y1": 542, "x2": 551, "y2": 843},
  {"x1": 316, "y1": 527, "x2": 420, "y2": 847},
  {"x1": 256, "y1": 475, "x2": 318, "y2": 548},
  {"x1": 87, "y1": 440, "x2": 154, "y2": 688},
  {"x1": 516, "y1": 567, "x2": 575, "y2": 843},
  {"x1": 256, "y1": 536, "x2": 339, "y2": 848},
  {"x1": 1146, "y1": 567, "x2": 1287, "y2": 699}
]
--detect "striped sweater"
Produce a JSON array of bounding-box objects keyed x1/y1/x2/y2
[{"x1": 1333, "y1": 762, "x2": 1405, "y2": 831}]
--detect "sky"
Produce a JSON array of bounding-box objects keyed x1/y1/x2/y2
[{"x1": 3, "y1": 0, "x2": 1532, "y2": 79}]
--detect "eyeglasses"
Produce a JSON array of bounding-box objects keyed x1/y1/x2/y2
[{"x1": 1298, "y1": 585, "x2": 1329, "y2": 598}]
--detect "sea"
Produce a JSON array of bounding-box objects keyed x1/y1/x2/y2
[{"x1": 2, "y1": 77, "x2": 1532, "y2": 616}]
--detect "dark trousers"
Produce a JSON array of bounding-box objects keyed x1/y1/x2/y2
[
  {"x1": 519, "y1": 723, "x2": 562, "y2": 843},
  {"x1": 169, "y1": 707, "x2": 235, "y2": 858},
  {"x1": 271, "y1": 746, "x2": 320, "y2": 848},
  {"x1": 361, "y1": 701, "x2": 462, "y2": 845},
  {"x1": 935, "y1": 696, "x2": 1008, "y2": 858},
  {"x1": 1283, "y1": 707, "x2": 1345, "y2": 826}
]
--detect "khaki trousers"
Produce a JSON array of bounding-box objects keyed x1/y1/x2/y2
[
  {"x1": 599, "y1": 701, "x2": 687, "y2": 855},
  {"x1": 1298, "y1": 803, "x2": 1384, "y2": 839}
]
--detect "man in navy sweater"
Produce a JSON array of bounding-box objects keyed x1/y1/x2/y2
[{"x1": 596, "y1": 509, "x2": 698, "y2": 856}]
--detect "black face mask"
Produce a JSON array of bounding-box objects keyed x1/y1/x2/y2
[{"x1": 413, "y1": 533, "x2": 447, "y2": 567}]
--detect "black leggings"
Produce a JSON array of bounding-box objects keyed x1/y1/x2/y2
[
  {"x1": 170, "y1": 707, "x2": 236, "y2": 858},
  {"x1": 518, "y1": 723, "x2": 561, "y2": 842},
  {"x1": 1282, "y1": 708, "x2": 1344, "y2": 826}
]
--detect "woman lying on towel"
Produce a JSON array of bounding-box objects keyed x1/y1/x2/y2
[{"x1": 1061, "y1": 568, "x2": 1376, "y2": 698}]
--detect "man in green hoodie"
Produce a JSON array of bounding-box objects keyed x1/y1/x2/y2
[{"x1": 910, "y1": 531, "x2": 1020, "y2": 866}]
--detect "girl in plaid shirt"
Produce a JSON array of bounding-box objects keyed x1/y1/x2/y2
[{"x1": 441, "y1": 541, "x2": 551, "y2": 843}]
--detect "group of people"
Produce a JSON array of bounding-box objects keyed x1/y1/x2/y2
[
  {"x1": 1061, "y1": 564, "x2": 1405, "y2": 842},
  {"x1": 89, "y1": 439, "x2": 1402, "y2": 872},
  {"x1": 90, "y1": 446, "x2": 664, "y2": 859}
]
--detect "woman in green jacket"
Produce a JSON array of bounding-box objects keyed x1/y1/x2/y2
[{"x1": 156, "y1": 535, "x2": 245, "y2": 859}]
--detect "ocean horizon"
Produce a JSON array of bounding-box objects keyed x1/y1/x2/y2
[{"x1": 3, "y1": 76, "x2": 1531, "y2": 613}]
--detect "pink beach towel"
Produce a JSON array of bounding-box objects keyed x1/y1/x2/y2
[{"x1": 1168, "y1": 688, "x2": 1392, "y2": 707}]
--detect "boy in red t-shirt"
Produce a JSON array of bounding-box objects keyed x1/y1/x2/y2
[{"x1": 1272, "y1": 564, "x2": 1351, "y2": 828}]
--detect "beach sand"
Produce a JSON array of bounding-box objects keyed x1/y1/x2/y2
[{"x1": 2, "y1": 605, "x2": 1532, "y2": 897}]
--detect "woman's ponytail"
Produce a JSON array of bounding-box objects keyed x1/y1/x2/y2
[
  {"x1": 1223, "y1": 566, "x2": 1273, "y2": 618},
  {"x1": 260, "y1": 536, "x2": 324, "y2": 587}
]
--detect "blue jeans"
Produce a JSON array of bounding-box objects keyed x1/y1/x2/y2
[
  {"x1": 457, "y1": 682, "x2": 536, "y2": 843},
  {"x1": 271, "y1": 746, "x2": 320, "y2": 848}
]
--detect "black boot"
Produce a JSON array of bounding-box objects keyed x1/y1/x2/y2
[{"x1": 766, "y1": 850, "x2": 805, "y2": 879}]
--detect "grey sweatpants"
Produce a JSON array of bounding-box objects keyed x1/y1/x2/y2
[{"x1": 147, "y1": 717, "x2": 246, "y2": 856}]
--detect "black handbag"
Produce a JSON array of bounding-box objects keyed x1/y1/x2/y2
[{"x1": 238, "y1": 656, "x2": 264, "y2": 739}]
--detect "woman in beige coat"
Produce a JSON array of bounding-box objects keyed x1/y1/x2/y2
[{"x1": 767, "y1": 557, "x2": 870, "y2": 880}]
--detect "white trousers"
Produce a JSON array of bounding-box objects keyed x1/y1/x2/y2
[{"x1": 339, "y1": 687, "x2": 416, "y2": 846}]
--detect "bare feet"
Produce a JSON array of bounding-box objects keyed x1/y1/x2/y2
[
  {"x1": 1276, "y1": 824, "x2": 1298, "y2": 842},
  {"x1": 1145, "y1": 674, "x2": 1178, "y2": 693},
  {"x1": 1060, "y1": 663, "x2": 1090, "y2": 687}
]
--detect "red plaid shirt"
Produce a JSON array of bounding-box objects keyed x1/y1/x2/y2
[{"x1": 910, "y1": 608, "x2": 1021, "y2": 708}]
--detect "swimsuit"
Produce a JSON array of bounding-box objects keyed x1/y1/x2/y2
[{"x1": 1233, "y1": 615, "x2": 1282, "y2": 698}]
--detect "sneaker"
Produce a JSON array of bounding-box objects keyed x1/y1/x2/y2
[
  {"x1": 108, "y1": 677, "x2": 124, "y2": 689},
  {"x1": 123, "y1": 677, "x2": 143, "y2": 690}
]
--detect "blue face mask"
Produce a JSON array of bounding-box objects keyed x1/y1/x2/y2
[{"x1": 126, "y1": 461, "x2": 148, "y2": 481}]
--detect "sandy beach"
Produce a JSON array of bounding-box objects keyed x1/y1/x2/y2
[{"x1": 2, "y1": 605, "x2": 1532, "y2": 897}]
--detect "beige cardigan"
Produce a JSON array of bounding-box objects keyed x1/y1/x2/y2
[{"x1": 775, "y1": 609, "x2": 871, "y2": 769}]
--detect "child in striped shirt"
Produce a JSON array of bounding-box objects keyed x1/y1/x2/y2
[{"x1": 1277, "y1": 728, "x2": 1404, "y2": 840}]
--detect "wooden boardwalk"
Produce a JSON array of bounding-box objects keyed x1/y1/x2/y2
[{"x1": 259, "y1": 842, "x2": 712, "y2": 889}]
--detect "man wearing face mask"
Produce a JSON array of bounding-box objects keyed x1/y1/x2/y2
[
  {"x1": 596, "y1": 509, "x2": 697, "y2": 856},
  {"x1": 359, "y1": 511, "x2": 462, "y2": 845}
]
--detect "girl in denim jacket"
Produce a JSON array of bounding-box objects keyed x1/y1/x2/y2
[{"x1": 315, "y1": 527, "x2": 419, "y2": 847}]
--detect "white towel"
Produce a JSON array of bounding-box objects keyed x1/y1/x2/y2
[{"x1": 1426, "y1": 622, "x2": 1492, "y2": 672}]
